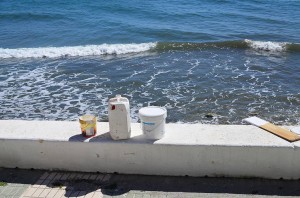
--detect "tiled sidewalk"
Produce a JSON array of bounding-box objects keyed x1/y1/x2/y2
[
  {"x1": 20, "y1": 172, "x2": 107, "y2": 198},
  {"x1": 2, "y1": 168, "x2": 300, "y2": 198},
  {"x1": 0, "y1": 168, "x2": 43, "y2": 198}
]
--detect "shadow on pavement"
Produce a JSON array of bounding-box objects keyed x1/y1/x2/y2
[
  {"x1": 113, "y1": 174, "x2": 300, "y2": 196},
  {"x1": 0, "y1": 168, "x2": 44, "y2": 185},
  {"x1": 44, "y1": 172, "x2": 300, "y2": 197},
  {"x1": 2, "y1": 168, "x2": 300, "y2": 197}
]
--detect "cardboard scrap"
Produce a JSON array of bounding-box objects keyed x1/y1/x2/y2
[{"x1": 243, "y1": 116, "x2": 300, "y2": 142}]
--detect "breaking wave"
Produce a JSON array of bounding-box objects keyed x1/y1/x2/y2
[
  {"x1": 1, "y1": 40, "x2": 299, "y2": 59},
  {"x1": 245, "y1": 39, "x2": 287, "y2": 52},
  {"x1": 0, "y1": 42, "x2": 157, "y2": 58},
  {"x1": 156, "y1": 40, "x2": 300, "y2": 52}
]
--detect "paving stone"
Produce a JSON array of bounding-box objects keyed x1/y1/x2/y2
[
  {"x1": 96, "y1": 174, "x2": 105, "y2": 181},
  {"x1": 83, "y1": 174, "x2": 91, "y2": 179},
  {"x1": 133, "y1": 193, "x2": 144, "y2": 198},
  {"x1": 31, "y1": 188, "x2": 44, "y2": 197},
  {"x1": 46, "y1": 188, "x2": 59, "y2": 198},
  {"x1": 77, "y1": 190, "x2": 87, "y2": 197},
  {"x1": 1, "y1": 186, "x2": 16, "y2": 196},
  {"x1": 21, "y1": 187, "x2": 37, "y2": 197},
  {"x1": 92, "y1": 191, "x2": 103, "y2": 198},
  {"x1": 68, "y1": 173, "x2": 77, "y2": 179},
  {"x1": 11, "y1": 187, "x2": 28, "y2": 197},
  {"x1": 32, "y1": 179, "x2": 45, "y2": 188},
  {"x1": 53, "y1": 173, "x2": 63, "y2": 180},
  {"x1": 84, "y1": 191, "x2": 95, "y2": 198},
  {"x1": 0, "y1": 187, "x2": 5, "y2": 193},
  {"x1": 143, "y1": 194, "x2": 151, "y2": 198},
  {"x1": 75, "y1": 173, "x2": 84, "y2": 179},
  {"x1": 150, "y1": 194, "x2": 167, "y2": 198},
  {"x1": 69, "y1": 190, "x2": 80, "y2": 197},
  {"x1": 41, "y1": 179, "x2": 52, "y2": 186},
  {"x1": 40, "y1": 172, "x2": 50, "y2": 180},
  {"x1": 102, "y1": 174, "x2": 111, "y2": 182},
  {"x1": 60, "y1": 173, "x2": 70, "y2": 180},
  {"x1": 47, "y1": 173, "x2": 57, "y2": 180},
  {"x1": 8, "y1": 183, "x2": 26, "y2": 187},
  {"x1": 124, "y1": 193, "x2": 135, "y2": 198},
  {"x1": 149, "y1": 192, "x2": 164, "y2": 197},
  {"x1": 89, "y1": 174, "x2": 98, "y2": 180},
  {"x1": 54, "y1": 189, "x2": 65, "y2": 198},
  {"x1": 64, "y1": 190, "x2": 73, "y2": 197},
  {"x1": 39, "y1": 188, "x2": 52, "y2": 197}
]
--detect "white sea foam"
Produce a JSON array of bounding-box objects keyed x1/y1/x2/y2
[
  {"x1": 0, "y1": 42, "x2": 157, "y2": 58},
  {"x1": 245, "y1": 39, "x2": 287, "y2": 52}
]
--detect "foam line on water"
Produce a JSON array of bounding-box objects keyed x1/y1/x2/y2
[
  {"x1": 245, "y1": 39, "x2": 287, "y2": 52},
  {"x1": 0, "y1": 43, "x2": 157, "y2": 59}
]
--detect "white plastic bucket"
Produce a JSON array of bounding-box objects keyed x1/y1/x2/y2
[{"x1": 139, "y1": 106, "x2": 167, "y2": 140}]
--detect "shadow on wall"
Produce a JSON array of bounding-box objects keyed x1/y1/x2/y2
[
  {"x1": 68, "y1": 132, "x2": 158, "y2": 144},
  {"x1": 68, "y1": 132, "x2": 111, "y2": 142}
]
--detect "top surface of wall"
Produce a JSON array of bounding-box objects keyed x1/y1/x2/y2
[{"x1": 0, "y1": 120, "x2": 299, "y2": 148}]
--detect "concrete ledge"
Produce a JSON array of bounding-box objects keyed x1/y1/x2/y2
[{"x1": 0, "y1": 120, "x2": 300, "y2": 179}]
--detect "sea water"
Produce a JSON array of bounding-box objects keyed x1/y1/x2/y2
[{"x1": 0, "y1": 0, "x2": 299, "y2": 124}]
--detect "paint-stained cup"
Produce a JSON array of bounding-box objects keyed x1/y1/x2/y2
[{"x1": 79, "y1": 115, "x2": 97, "y2": 137}]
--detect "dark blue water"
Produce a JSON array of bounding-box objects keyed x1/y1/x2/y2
[{"x1": 0, "y1": 0, "x2": 299, "y2": 124}]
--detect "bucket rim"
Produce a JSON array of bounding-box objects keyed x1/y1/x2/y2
[{"x1": 139, "y1": 106, "x2": 167, "y2": 118}]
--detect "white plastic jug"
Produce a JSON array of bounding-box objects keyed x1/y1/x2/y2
[{"x1": 108, "y1": 94, "x2": 131, "y2": 140}]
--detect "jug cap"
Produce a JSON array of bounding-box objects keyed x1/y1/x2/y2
[{"x1": 109, "y1": 94, "x2": 129, "y2": 103}]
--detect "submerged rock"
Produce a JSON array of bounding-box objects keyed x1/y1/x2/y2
[{"x1": 205, "y1": 113, "x2": 215, "y2": 118}]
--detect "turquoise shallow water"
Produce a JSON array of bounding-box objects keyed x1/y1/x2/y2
[{"x1": 0, "y1": 0, "x2": 299, "y2": 124}]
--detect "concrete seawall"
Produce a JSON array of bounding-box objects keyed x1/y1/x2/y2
[{"x1": 0, "y1": 120, "x2": 300, "y2": 179}]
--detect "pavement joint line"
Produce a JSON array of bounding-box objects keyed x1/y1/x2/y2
[
  {"x1": 38, "y1": 188, "x2": 52, "y2": 197},
  {"x1": 53, "y1": 189, "x2": 65, "y2": 198},
  {"x1": 32, "y1": 179, "x2": 45, "y2": 188},
  {"x1": 60, "y1": 173, "x2": 70, "y2": 180},
  {"x1": 21, "y1": 186, "x2": 38, "y2": 197},
  {"x1": 31, "y1": 188, "x2": 44, "y2": 197},
  {"x1": 96, "y1": 174, "x2": 105, "y2": 181},
  {"x1": 83, "y1": 174, "x2": 91, "y2": 180},
  {"x1": 88, "y1": 174, "x2": 98, "y2": 180},
  {"x1": 41, "y1": 179, "x2": 52, "y2": 186},
  {"x1": 70, "y1": 190, "x2": 80, "y2": 197},
  {"x1": 40, "y1": 172, "x2": 50, "y2": 180},
  {"x1": 77, "y1": 190, "x2": 87, "y2": 198},
  {"x1": 75, "y1": 173, "x2": 85, "y2": 179},
  {"x1": 46, "y1": 172, "x2": 57, "y2": 180},
  {"x1": 68, "y1": 173, "x2": 77, "y2": 179},
  {"x1": 53, "y1": 173, "x2": 63, "y2": 180},
  {"x1": 46, "y1": 188, "x2": 59, "y2": 197}
]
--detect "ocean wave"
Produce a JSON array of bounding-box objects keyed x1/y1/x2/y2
[
  {"x1": 1, "y1": 40, "x2": 299, "y2": 59},
  {"x1": 155, "y1": 40, "x2": 247, "y2": 51},
  {"x1": 245, "y1": 39, "x2": 300, "y2": 52},
  {"x1": 156, "y1": 40, "x2": 300, "y2": 52},
  {"x1": 0, "y1": 43, "x2": 157, "y2": 59},
  {"x1": 244, "y1": 39, "x2": 287, "y2": 52}
]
